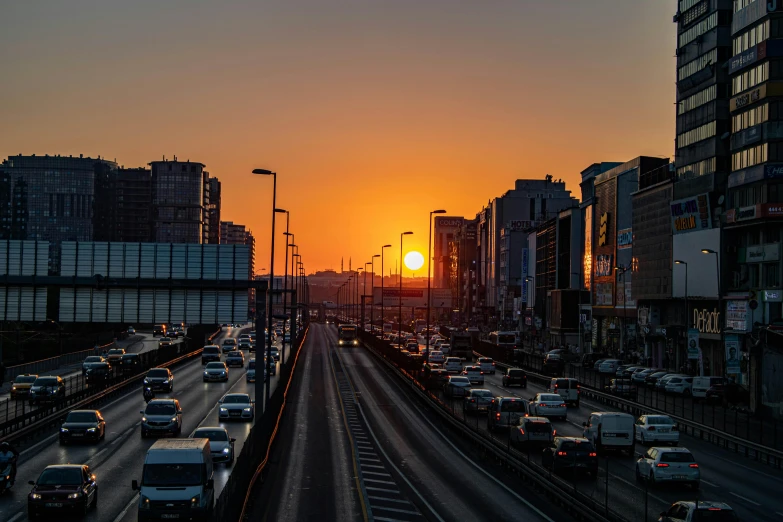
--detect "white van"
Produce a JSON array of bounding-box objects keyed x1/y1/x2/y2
[
  {"x1": 582, "y1": 412, "x2": 635, "y2": 456},
  {"x1": 692, "y1": 376, "x2": 727, "y2": 399},
  {"x1": 132, "y1": 439, "x2": 215, "y2": 520},
  {"x1": 547, "y1": 377, "x2": 580, "y2": 407}
]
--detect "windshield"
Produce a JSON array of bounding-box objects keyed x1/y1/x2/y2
[
  {"x1": 647, "y1": 416, "x2": 674, "y2": 425},
  {"x1": 660, "y1": 452, "x2": 695, "y2": 463},
  {"x1": 160, "y1": 337, "x2": 171, "y2": 342},
  {"x1": 450, "y1": 377, "x2": 470, "y2": 384},
  {"x1": 471, "y1": 390, "x2": 493, "y2": 398},
  {"x1": 34, "y1": 378, "x2": 58, "y2": 386},
  {"x1": 108, "y1": 349, "x2": 123, "y2": 355},
  {"x1": 194, "y1": 429, "x2": 227, "y2": 441},
  {"x1": 204, "y1": 347, "x2": 219, "y2": 354},
  {"x1": 525, "y1": 421, "x2": 551, "y2": 433},
  {"x1": 66, "y1": 411, "x2": 97, "y2": 423},
  {"x1": 206, "y1": 362, "x2": 226, "y2": 369},
  {"x1": 560, "y1": 441, "x2": 595, "y2": 452},
  {"x1": 539, "y1": 394, "x2": 562, "y2": 402},
  {"x1": 500, "y1": 401, "x2": 526, "y2": 412},
  {"x1": 143, "y1": 463, "x2": 202, "y2": 487},
  {"x1": 508, "y1": 370, "x2": 524, "y2": 376},
  {"x1": 37, "y1": 468, "x2": 82, "y2": 485},
  {"x1": 147, "y1": 369, "x2": 168, "y2": 377},
  {"x1": 222, "y1": 395, "x2": 250, "y2": 404},
  {"x1": 14, "y1": 375, "x2": 37, "y2": 383},
  {"x1": 84, "y1": 357, "x2": 103, "y2": 363},
  {"x1": 497, "y1": 334, "x2": 515, "y2": 344},
  {"x1": 145, "y1": 403, "x2": 176, "y2": 415},
  {"x1": 122, "y1": 355, "x2": 137, "y2": 361},
  {"x1": 223, "y1": 339, "x2": 236, "y2": 344},
  {"x1": 248, "y1": 361, "x2": 256, "y2": 369}
]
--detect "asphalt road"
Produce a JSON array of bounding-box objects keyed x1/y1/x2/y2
[
  {"x1": 436, "y1": 360, "x2": 783, "y2": 522},
  {"x1": 0, "y1": 325, "x2": 288, "y2": 522}
]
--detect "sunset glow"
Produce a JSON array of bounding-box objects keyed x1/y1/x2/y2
[{"x1": 403, "y1": 251, "x2": 424, "y2": 272}]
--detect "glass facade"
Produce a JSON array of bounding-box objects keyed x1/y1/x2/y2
[{"x1": 150, "y1": 161, "x2": 205, "y2": 244}]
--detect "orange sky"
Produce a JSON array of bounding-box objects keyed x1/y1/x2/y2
[{"x1": 1, "y1": 1, "x2": 676, "y2": 275}]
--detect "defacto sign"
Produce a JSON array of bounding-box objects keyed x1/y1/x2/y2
[
  {"x1": 670, "y1": 193, "x2": 711, "y2": 234},
  {"x1": 692, "y1": 307, "x2": 721, "y2": 335},
  {"x1": 617, "y1": 228, "x2": 633, "y2": 249}
]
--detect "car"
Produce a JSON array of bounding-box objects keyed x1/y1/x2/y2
[
  {"x1": 60, "y1": 410, "x2": 106, "y2": 444},
  {"x1": 428, "y1": 350, "x2": 445, "y2": 364},
  {"x1": 635, "y1": 414, "x2": 679, "y2": 446},
  {"x1": 547, "y1": 378, "x2": 580, "y2": 406},
  {"x1": 656, "y1": 373, "x2": 687, "y2": 392},
  {"x1": 202, "y1": 345, "x2": 221, "y2": 364},
  {"x1": 158, "y1": 336, "x2": 174, "y2": 348},
  {"x1": 657, "y1": 501, "x2": 737, "y2": 522},
  {"x1": 633, "y1": 368, "x2": 664, "y2": 385},
  {"x1": 85, "y1": 362, "x2": 113, "y2": 384},
  {"x1": 266, "y1": 356, "x2": 277, "y2": 376},
  {"x1": 581, "y1": 352, "x2": 608, "y2": 368},
  {"x1": 598, "y1": 359, "x2": 622, "y2": 374},
  {"x1": 152, "y1": 324, "x2": 166, "y2": 336},
  {"x1": 645, "y1": 371, "x2": 670, "y2": 387},
  {"x1": 140, "y1": 399, "x2": 183, "y2": 437},
  {"x1": 29, "y1": 376, "x2": 66, "y2": 404},
  {"x1": 542, "y1": 353, "x2": 565, "y2": 376},
  {"x1": 636, "y1": 446, "x2": 699, "y2": 489},
  {"x1": 82, "y1": 356, "x2": 106, "y2": 375},
  {"x1": 487, "y1": 397, "x2": 530, "y2": 431},
  {"x1": 27, "y1": 464, "x2": 98, "y2": 519},
  {"x1": 582, "y1": 412, "x2": 635, "y2": 456},
  {"x1": 462, "y1": 389, "x2": 494, "y2": 415},
  {"x1": 692, "y1": 376, "x2": 727, "y2": 400},
  {"x1": 529, "y1": 393, "x2": 567, "y2": 420},
  {"x1": 10, "y1": 374, "x2": 38, "y2": 399},
  {"x1": 444, "y1": 357, "x2": 463, "y2": 373},
  {"x1": 405, "y1": 341, "x2": 420, "y2": 353},
  {"x1": 462, "y1": 365, "x2": 484, "y2": 385},
  {"x1": 143, "y1": 368, "x2": 174, "y2": 392},
  {"x1": 443, "y1": 375, "x2": 472, "y2": 398},
  {"x1": 218, "y1": 393, "x2": 255, "y2": 421},
  {"x1": 106, "y1": 348, "x2": 125, "y2": 364},
  {"x1": 438, "y1": 343, "x2": 452, "y2": 356},
  {"x1": 542, "y1": 437, "x2": 598, "y2": 477},
  {"x1": 665, "y1": 376, "x2": 694, "y2": 396},
  {"x1": 192, "y1": 426, "x2": 236, "y2": 465},
  {"x1": 120, "y1": 353, "x2": 141, "y2": 374},
  {"x1": 593, "y1": 359, "x2": 607, "y2": 370},
  {"x1": 615, "y1": 364, "x2": 636, "y2": 377},
  {"x1": 238, "y1": 335, "x2": 252, "y2": 350},
  {"x1": 425, "y1": 368, "x2": 449, "y2": 390},
  {"x1": 607, "y1": 377, "x2": 636, "y2": 398},
  {"x1": 270, "y1": 347, "x2": 280, "y2": 362},
  {"x1": 502, "y1": 368, "x2": 528, "y2": 388},
  {"x1": 477, "y1": 357, "x2": 495, "y2": 374},
  {"x1": 510, "y1": 416, "x2": 555, "y2": 447},
  {"x1": 225, "y1": 350, "x2": 245, "y2": 367},
  {"x1": 246, "y1": 358, "x2": 257, "y2": 382},
  {"x1": 127, "y1": 326, "x2": 136, "y2": 335},
  {"x1": 203, "y1": 361, "x2": 229, "y2": 382},
  {"x1": 222, "y1": 338, "x2": 238, "y2": 353}
]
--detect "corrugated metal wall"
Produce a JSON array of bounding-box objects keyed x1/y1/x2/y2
[
  {"x1": 58, "y1": 242, "x2": 251, "y2": 323},
  {"x1": 0, "y1": 241, "x2": 48, "y2": 321}
]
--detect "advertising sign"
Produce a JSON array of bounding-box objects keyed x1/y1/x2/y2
[
  {"x1": 725, "y1": 334, "x2": 741, "y2": 374},
  {"x1": 372, "y1": 288, "x2": 453, "y2": 308},
  {"x1": 687, "y1": 328, "x2": 700, "y2": 360},
  {"x1": 594, "y1": 282, "x2": 613, "y2": 306},
  {"x1": 725, "y1": 300, "x2": 748, "y2": 332},
  {"x1": 737, "y1": 205, "x2": 758, "y2": 222},
  {"x1": 599, "y1": 213, "x2": 610, "y2": 246},
  {"x1": 744, "y1": 243, "x2": 780, "y2": 263},
  {"x1": 617, "y1": 228, "x2": 633, "y2": 249},
  {"x1": 595, "y1": 255, "x2": 613, "y2": 277},
  {"x1": 670, "y1": 193, "x2": 711, "y2": 234},
  {"x1": 508, "y1": 220, "x2": 538, "y2": 231}
]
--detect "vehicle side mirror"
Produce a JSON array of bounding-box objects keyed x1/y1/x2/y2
[
  {"x1": 28, "y1": 480, "x2": 35, "y2": 486},
  {"x1": 132, "y1": 480, "x2": 139, "y2": 490},
  {"x1": 139, "y1": 410, "x2": 144, "y2": 414},
  {"x1": 582, "y1": 422, "x2": 588, "y2": 427},
  {"x1": 218, "y1": 400, "x2": 223, "y2": 404},
  {"x1": 207, "y1": 478, "x2": 214, "y2": 489},
  {"x1": 230, "y1": 438, "x2": 236, "y2": 443}
]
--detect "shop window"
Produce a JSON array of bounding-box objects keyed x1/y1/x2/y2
[
  {"x1": 764, "y1": 263, "x2": 780, "y2": 287},
  {"x1": 748, "y1": 264, "x2": 760, "y2": 287}
]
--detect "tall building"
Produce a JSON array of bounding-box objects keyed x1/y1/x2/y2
[
  {"x1": 220, "y1": 221, "x2": 255, "y2": 278},
  {"x1": 0, "y1": 168, "x2": 28, "y2": 240},
  {"x1": 150, "y1": 158, "x2": 205, "y2": 244},
  {"x1": 115, "y1": 167, "x2": 153, "y2": 243},
  {"x1": 433, "y1": 216, "x2": 464, "y2": 288},
  {"x1": 0, "y1": 154, "x2": 118, "y2": 272},
  {"x1": 449, "y1": 218, "x2": 478, "y2": 323},
  {"x1": 204, "y1": 176, "x2": 221, "y2": 244}
]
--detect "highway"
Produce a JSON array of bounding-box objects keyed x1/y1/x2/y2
[{"x1": 0, "y1": 325, "x2": 287, "y2": 522}]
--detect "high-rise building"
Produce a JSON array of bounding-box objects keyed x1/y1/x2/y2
[
  {"x1": 0, "y1": 154, "x2": 118, "y2": 272},
  {"x1": 204, "y1": 176, "x2": 221, "y2": 244},
  {"x1": 115, "y1": 167, "x2": 153, "y2": 243},
  {"x1": 220, "y1": 221, "x2": 255, "y2": 278},
  {"x1": 0, "y1": 168, "x2": 28, "y2": 240},
  {"x1": 433, "y1": 216, "x2": 464, "y2": 288},
  {"x1": 150, "y1": 159, "x2": 205, "y2": 244}
]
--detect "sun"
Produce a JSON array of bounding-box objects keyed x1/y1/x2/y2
[{"x1": 404, "y1": 251, "x2": 424, "y2": 271}]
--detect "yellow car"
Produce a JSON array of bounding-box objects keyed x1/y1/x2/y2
[{"x1": 11, "y1": 374, "x2": 38, "y2": 399}]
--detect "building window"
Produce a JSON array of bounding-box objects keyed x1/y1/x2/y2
[
  {"x1": 682, "y1": 1, "x2": 708, "y2": 27},
  {"x1": 734, "y1": 0, "x2": 755, "y2": 12},
  {"x1": 677, "y1": 121, "x2": 716, "y2": 148},
  {"x1": 679, "y1": 12, "x2": 717, "y2": 47},
  {"x1": 764, "y1": 263, "x2": 780, "y2": 287},
  {"x1": 748, "y1": 264, "x2": 760, "y2": 287},
  {"x1": 733, "y1": 20, "x2": 770, "y2": 55},
  {"x1": 679, "y1": 84, "x2": 717, "y2": 115},
  {"x1": 681, "y1": 0, "x2": 703, "y2": 12},
  {"x1": 677, "y1": 157, "x2": 716, "y2": 178},
  {"x1": 732, "y1": 62, "x2": 769, "y2": 95},
  {"x1": 732, "y1": 102, "x2": 769, "y2": 132},
  {"x1": 678, "y1": 49, "x2": 717, "y2": 81},
  {"x1": 732, "y1": 143, "x2": 768, "y2": 170}
]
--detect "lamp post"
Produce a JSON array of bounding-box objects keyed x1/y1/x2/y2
[
  {"x1": 292, "y1": 252, "x2": 300, "y2": 329},
  {"x1": 426, "y1": 210, "x2": 447, "y2": 360},
  {"x1": 356, "y1": 268, "x2": 363, "y2": 323},
  {"x1": 364, "y1": 262, "x2": 372, "y2": 331},
  {"x1": 524, "y1": 276, "x2": 534, "y2": 348},
  {"x1": 276, "y1": 209, "x2": 289, "y2": 360},
  {"x1": 702, "y1": 248, "x2": 721, "y2": 377},
  {"x1": 571, "y1": 271, "x2": 584, "y2": 356},
  {"x1": 675, "y1": 260, "x2": 696, "y2": 374},
  {"x1": 614, "y1": 265, "x2": 630, "y2": 359},
  {"x1": 399, "y1": 232, "x2": 413, "y2": 342},
  {"x1": 251, "y1": 168, "x2": 277, "y2": 405},
  {"x1": 381, "y1": 244, "x2": 392, "y2": 328},
  {"x1": 371, "y1": 254, "x2": 380, "y2": 331}
]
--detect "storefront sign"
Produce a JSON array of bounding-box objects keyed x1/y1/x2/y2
[
  {"x1": 599, "y1": 213, "x2": 610, "y2": 246},
  {"x1": 763, "y1": 289, "x2": 782, "y2": 302},
  {"x1": 670, "y1": 193, "x2": 711, "y2": 234},
  {"x1": 736, "y1": 205, "x2": 758, "y2": 221},
  {"x1": 595, "y1": 255, "x2": 613, "y2": 277},
  {"x1": 731, "y1": 83, "x2": 765, "y2": 112},
  {"x1": 731, "y1": 124, "x2": 762, "y2": 149},
  {"x1": 692, "y1": 307, "x2": 721, "y2": 334},
  {"x1": 617, "y1": 228, "x2": 632, "y2": 249},
  {"x1": 729, "y1": 46, "x2": 758, "y2": 74},
  {"x1": 687, "y1": 328, "x2": 700, "y2": 360},
  {"x1": 507, "y1": 220, "x2": 538, "y2": 231},
  {"x1": 760, "y1": 203, "x2": 783, "y2": 218},
  {"x1": 725, "y1": 300, "x2": 749, "y2": 332},
  {"x1": 743, "y1": 243, "x2": 780, "y2": 263},
  {"x1": 435, "y1": 218, "x2": 464, "y2": 228},
  {"x1": 594, "y1": 282, "x2": 613, "y2": 306},
  {"x1": 728, "y1": 165, "x2": 765, "y2": 189},
  {"x1": 725, "y1": 334, "x2": 741, "y2": 374}
]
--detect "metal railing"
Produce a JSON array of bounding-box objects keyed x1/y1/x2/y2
[{"x1": 3, "y1": 340, "x2": 116, "y2": 382}]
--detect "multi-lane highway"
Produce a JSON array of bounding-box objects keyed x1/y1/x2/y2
[{"x1": 0, "y1": 326, "x2": 286, "y2": 522}]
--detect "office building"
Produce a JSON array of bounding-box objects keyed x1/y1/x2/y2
[
  {"x1": 150, "y1": 158, "x2": 205, "y2": 244},
  {"x1": 204, "y1": 176, "x2": 221, "y2": 244},
  {"x1": 433, "y1": 216, "x2": 464, "y2": 289},
  {"x1": 115, "y1": 167, "x2": 153, "y2": 243}
]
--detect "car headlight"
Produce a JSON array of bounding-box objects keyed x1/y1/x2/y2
[
  {"x1": 353, "y1": 340, "x2": 359, "y2": 345},
  {"x1": 170, "y1": 416, "x2": 178, "y2": 423},
  {"x1": 30, "y1": 493, "x2": 42, "y2": 500},
  {"x1": 143, "y1": 379, "x2": 150, "y2": 384},
  {"x1": 163, "y1": 380, "x2": 169, "y2": 384},
  {"x1": 220, "y1": 408, "x2": 227, "y2": 413},
  {"x1": 87, "y1": 427, "x2": 96, "y2": 432},
  {"x1": 11, "y1": 386, "x2": 16, "y2": 391},
  {"x1": 204, "y1": 371, "x2": 209, "y2": 375},
  {"x1": 222, "y1": 448, "x2": 230, "y2": 453},
  {"x1": 142, "y1": 417, "x2": 147, "y2": 422},
  {"x1": 140, "y1": 495, "x2": 151, "y2": 509},
  {"x1": 67, "y1": 492, "x2": 82, "y2": 499},
  {"x1": 220, "y1": 371, "x2": 226, "y2": 375},
  {"x1": 243, "y1": 407, "x2": 252, "y2": 412},
  {"x1": 60, "y1": 427, "x2": 69, "y2": 432},
  {"x1": 190, "y1": 494, "x2": 200, "y2": 506}
]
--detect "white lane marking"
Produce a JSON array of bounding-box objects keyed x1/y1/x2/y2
[
  {"x1": 363, "y1": 478, "x2": 398, "y2": 485},
  {"x1": 701, "y1": 479, "x2": 718, "y2": 487},
  {"x1": 372, "y1": 506, "x2": 422, "y2": 515},
  {"x1": 368, "y1": 495, "x2": 412, "y2": 504},
  {"x1": 775, "y1": 511, "x2": 783, "y2": 517},
  {"x1": 112, "y1": 493, "x2": 139, "y2": 522},
  {"x1": 7, "y1": 512, "x2": 24, "y2": 522},
  {"x1": 697, "y1": 450, "x2": 783, "y2": 483},
  {"x1": 87, "y1": 448, "x2": 108, "y2": 464},
  {"x1": 365, "y1": 486, "x2": 400, "y2": 494},
  {"x1": 729, "y1": 492, "x2": 761, "y2": 506},
  {"x1": 609, "y1": 474, "x2": 669, "y2": 504}
]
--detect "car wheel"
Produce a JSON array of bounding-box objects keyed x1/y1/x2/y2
[
  {"x1": 635, "y1": 465, "x2": 642, "y2": 482},
  {"x1": 640, "y1": 432, "x2": 646, "y2": 445},
  {"x1": 92, "y1": 488, "x2": 99, "y2": 509}
]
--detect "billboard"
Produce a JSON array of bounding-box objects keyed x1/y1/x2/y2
[
  {"x1": 372, "y1": 288, "x2": 453, "y2": 308},
  {"x1": 670, "y1": 193, "x2": 711, "y2": 235}
]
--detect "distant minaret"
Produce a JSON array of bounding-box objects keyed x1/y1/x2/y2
[
  {"x1": 349, "y1": 257, "x2": 352, "y2": 271},
  {"x1": 341, "y1": 257, "x2": 343, "y2": 273}
]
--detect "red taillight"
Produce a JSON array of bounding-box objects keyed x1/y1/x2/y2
[
  {"x1": 560, "y1": 403, "x2": 566, "y2": 407},
  {"x1": 552, "y1": 429, "x2": 557, "y2": 436},
  {"x1": 480, "y1": 371, "x2": 484, "y2": 375},
  {"x1": 496, "y1": 413, "x2": 501, "y2": 419},
  {"x1": 656, "y1": 463, "x2": 669, "y2": 468},
  {"x1": 647, "y1": 426, "x2": 656, "y2": 431},
  {"x1": 554, "y1": 384, "x2": 558, "y2": 389},
  {"x1": 469, "y1": 399, "x2": 475, "y2": 403},
  {"x1": 557, "y1": 451, "x2": 567, "y2": 456},
  {"x1": 689, "y1": 463, "x2": 699, "y2": 468},
  {"x1": 519, "y1": 428, "x2": 525, "y2": 435},
  {"x1": 589, "y1": 452, "x2": 597, "y2": 457},
  {"x1": 492, "y1": 363, "x2": 495, "y2": 366}
]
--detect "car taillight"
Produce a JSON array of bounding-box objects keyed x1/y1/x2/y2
[
  {"x1": 656, "y1": 463, "x2": 669, "y2": 468},
  {"x1": 557, "y1": 451, "x2": 567, "y2": 456},
  {"x1": 560, "y1": 403, "x2": 566, "y2": 407},
  {"x1": 554, "y1": 384, "x2": 558, "y2": 389},
  {"x1": 689, "y1": 463, "x2": 699, "y2": 468},
  {"x1": 469, "y1": 399, "x2": 475, "y2": 403},
  {"x1": 496, "y1": 413, "x2": 501, "y2": 419},
  {"x1": 647, "y1": 426, "x2": 656, "y2": 431},
  {"x1": 588, "y1": 452, "x2": 597, "y2": 457},
  {"x1": 519, "y1": 428, "x2": 525, "y2": 435},
  {"x1": 552, "y1": 429, "x2": 556, "y2": 436},
  {"x1": 480, "y1": 371, "x2": 484, "y2": 375}
]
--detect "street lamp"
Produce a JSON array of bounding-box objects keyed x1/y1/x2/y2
[
  {"x1": 524, "y1": 276, "x2": 534, "y2": 348},
  {"x1": 356, "y1": 267, "x2": 364, "y2": 323},
  {"x1": 251, "y1": 168, "x2": 277, "y2": 405},
  {"x1": 399, "y1": 232, "x2": 413, "y2": 342},
  {"x1": 364, "y1": 262, "x2": 372, "y2": 331},
  {"x1": 426, "y1": 210, "x2": 447, "y2": 359},
  {"x1": 675, "y1": 260, "x2": 696, "y2": 374},
  {"x1": 371, "y1": 254, "x2": 380, "y2": 331},
  {"x1": 276, "y1": 209, "x2": 289, "y2": 360},
  {"x1": 615, "y1": 265, "x2": 630, "y2": 358},
  {"x1": 702, "y1": 248, "x2": 721, "y2": 377},
  {"x1": 381, "y1": 244, "x2": 392, "y2": 328}
]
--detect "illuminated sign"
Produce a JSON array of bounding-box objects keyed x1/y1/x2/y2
[
  {"x1": 435, "y1": 218, "x2": 464, "y2": 228},
  {"x1": 598, "y1": 213, "x2": 609, "y2": 246},
  {"x1": 737, "y1": 205, "x2": 758, "y2": 221},
  {"x1": 692, "y1": 307, "x2": 721, "y2": 334},
  {"x1": 617, "y1": 228, "x2": 632, "y2": 249},
  {"x1": 595, "y1": 255, "x2": 613, "y2": 277},
  {"x1": 670, "y1": 194, "x2": 711, "y2": 234}
]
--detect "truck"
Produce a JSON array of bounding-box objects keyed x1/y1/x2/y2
[
  {"x1": 450, "y1": 331, "x2": 473, "y2": 360},
  {"x1": 132, "y1": 438, "x2": 215, "y2": 521}
]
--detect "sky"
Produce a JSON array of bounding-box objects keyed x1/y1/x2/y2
[{"x1": 0, "y1": 0, "x2": 676, "y2": 276}]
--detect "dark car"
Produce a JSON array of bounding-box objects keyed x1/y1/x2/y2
[
  {"x1": 85, "y1": 362, "x2": 113, "y2": 385},
  {"x1": 502, "y1": 368, "x2": 528, "y2": 388},
  {"x1": 542, "y1": 354, "x2": 565, "y2": 376},
  {"x1": 425, "y1": 368, "x2": 449, "y2": 390},
  {"x1": 581, "y1": 352, "x2": 609, "y2": 369},
  {"x1": 645, "y1": 371, "x2": 670, "y2": 388},
  {"x1": 120, "y1": 353, "x2": 141, "y2": 374},
  {"x1": 202, "y1": 345, "x2": 222, "y2": 364},
  {"x1": 29, "y1": 376, "x2": 66, "y2": 405},
  {"x1": 607, "y1": 377, "x2": 636, "y2": 398},
  {"x1": 28, "y1": 464, "x2": 98, "y2": 519},
  {"x1": 143, "y1": 368, "x2": 174, "y2": 392},
  {"x1": 60, "y1": 410, "x2": 106, "y2": 444},
  {"x1": 542, "y1": 437, "x2": 598, "y2": 477}
]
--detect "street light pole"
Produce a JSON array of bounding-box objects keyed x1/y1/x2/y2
[
  {"x1": 702, "y1": 248, "x2": 721, "y2": 377},
  {"x1": 400, "y1": 232, "x2": 413, "y2": 342},
  {"x1": 381, "y1": 244, "x2": 392, "y2": 329},
  {"x1": 524, "y1": 276, "x2": 534, "y2": 349},
  {"x1": 371, "y1": 254, "x2": 380, "y2": 331},
  {"x1": 276, "y1": 209, "x2": 289, "y2": 361},
  {"x1": 675, "y1": 260, "x2": 695, "y2": 374},
  {"x1": 251, "y1": 168, "x2": 277, "y2": 406},
  {"x1": 427, "y1": 210, "x2": 447, "y2": 360},
  {"x1": 364, "y1": 262, "x2": 371, "y2": 331},
  {"x1": 614, "y1": 265, "x2": 629, "y2": 359}
]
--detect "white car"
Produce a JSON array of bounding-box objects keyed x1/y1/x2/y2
[
  {"x1": 444, "y1": 357, "x2": 463, "y2": 373},
  {"x1": 429, "y1": 350, "x2": 445, "y2": 364},
  {"x1": 528, "y1": 393, "x2": 567, "y2": 420},
  {"x1": 635, "y1": 446, "x2": 700, "y2": 489},
  {"x1": 203, "y1": 362, "x2": 229, "y2": 382},
  {"x1": 443, "y1": 376, "x2": 472, "y2": 398},
  {"x1": 218, "y1": 393, "x2": 255, "y2": 421},
  {"x1": 598, "y1": 359, "x2": 622, "y2": 374},
  {"x1": 438, "y1": 343, "x2": 451, "y2": 356},
  {"x1": 477, "y1": 357, "x2": 495, "y2": 374},
  {"x1": 634, "y1": 414, "x2": 679, "y2": 446},
  {"x1": 127, "y1": 326, "x2": 136, "y2": 335},
  {"x1": 192, "y1": 426, "x2": 235, "y2": 464},
  {"x1": 462, "y1": 366, "x2": 484, "y2": 385},
  {"x1": 665, "y1": 376, "x2": 694, "y2": 396}
]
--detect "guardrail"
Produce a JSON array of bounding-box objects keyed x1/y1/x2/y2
[
  {"x1": 473, "y1": 348, "x2": 783, "y2": 470},
  {"x1": 0, "y1": 328, "x2": 221, "y2": 444},
  {"x1": 3, "y1": 340, "x2": 117, "y2": 383}
]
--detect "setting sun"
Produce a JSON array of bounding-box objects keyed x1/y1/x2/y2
[{"x1": 403, "y1": 251, "x2": 424, "y2": 271}]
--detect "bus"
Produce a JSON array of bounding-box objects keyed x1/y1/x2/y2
[
  {"x1": 414, "y1": 319, "x2": 427, "y2": 334},
  {"x1": 338, "y1": 324, "x2": 359, "y2": 346},
  {"x1": 489, "y1": 331, "x2": 518, "y2": 349}
]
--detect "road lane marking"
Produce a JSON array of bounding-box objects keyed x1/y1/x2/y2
[
  {"x1": 697, "y1": 450, "x2": 783, "y2": 483},
  {"x1": 368, "y1": 496, "x2": 412, "y2": 504},
  {"x1": 700, "y1": 479, "x2": 718, "y2": 487},
  {"x1": 87, "y1": 448, "x2": 108, "y2": 464},
  {"x1": 7, "y1": 512, "x2": 24, "y2": 522},
  {"x1": 113, "y1": 493, "x2": 139, "y2": 522},
  {"x1": 729, "y1": 492, "x2": 760, "y2": 506},
  {"x1": 609, "y1": 474, "x2": 669, "y2": 504}
]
